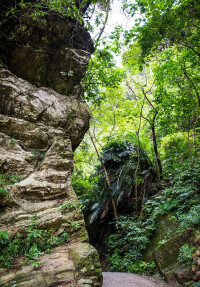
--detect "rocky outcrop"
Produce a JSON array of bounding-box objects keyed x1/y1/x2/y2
[
  {"x1": 191, "y1": 233, "x2": 200, "y2": 283},
  {"x1": 0, "y1": 243, "x2": 101, "y2": 287},
  {"x1": 0, "y1": 5, "x2": 102, "y2": 287},
  {"x1": 0, "y1": 65, "x2": 90, "y2": 149},
  {"x1": 144, "y1": 215, "x2": 199, "y2": 286},
  {"x1": 0, "y1": 10, "x2": 94, "y2": 98},
  {"x1": 152, "y1": 229, "x2": 194, "y2": 285}
]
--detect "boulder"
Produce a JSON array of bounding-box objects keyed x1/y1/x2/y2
[{"x1": 144, "y1": 214, "x2": 196, "y2": 285}]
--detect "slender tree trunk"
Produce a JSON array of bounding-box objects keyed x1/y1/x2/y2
[
  {"x1": 141, "y1": 89, "x2": 163, "y2": 179},
  {"x1": 94, "y1": 0, "x2": 110, "y2": 49},
  {"x1": 89, "y1": 129, "x2": 118, "y2": 219},
  {"x1": 187, "y1": 129, "x2": 191, "y2": 157},
  {"x1": 193, "y1": 126, "x2": 196, "y2": 149},
  {"x1": 142, "y1": 110, "x2": 163, "y2": 179},
  {"x1": 134, "y1": 98, "x2": 145, "y2": 212},
  {"x1": 134, "y1": 131, "x2": 140, "y2": 213},
  {"x1": 111, "y1": 198, "x2": 118, "y2": 219},
  {"x1": 151, "y1": 123, "x2": 163, "y2": 178},
  {"x1": 126, "y1": 78, "x2": 163, "y2": 180}
]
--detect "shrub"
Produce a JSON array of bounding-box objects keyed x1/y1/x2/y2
[
  {"x1": 178, "y1": 244, "x2": 195, "y2": 265},
  {"x1": 106, "y1": 215, "x2": 155, "y2": 273},
  {"x1": 0, "y1": 214, "x2": 70, "y2": 268}
]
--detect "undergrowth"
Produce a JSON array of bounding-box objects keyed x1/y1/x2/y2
[
  {"x1": 0, "y1": 214, "x2": 70, "y2": 269},
  {"x1": 0, "y1": 174, "x2": 23, "y2": 197},
  {"x1": 106, "y1": 158, "x2": 200, "y2": 273},
  {"x1": 178, "y1": 244, "x2": 196, "y2": 265},
  {"x1": 106, "y1": 216, "x2": 156, "y2": 274}
]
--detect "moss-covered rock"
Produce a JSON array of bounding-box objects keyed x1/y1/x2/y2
[
  {"x1": 144, "y1": 214, "x2": 179, "y2": 262},
  {"x1": 69, "y1": 242, "x2": 103, "y2": 287},
  {"x1": 144, "y1": 214, "x2": 196, "y2": 285}
]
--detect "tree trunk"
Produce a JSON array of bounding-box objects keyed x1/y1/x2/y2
[
  {"x1": 151, "y1": 123, "x2": 163, "y2": 178},
  {"x1": 89, "y1": 129, "x2": 118, "y2": 219}
]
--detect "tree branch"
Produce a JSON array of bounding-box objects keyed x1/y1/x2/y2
[{"x1": 94, "y1": 0, "x2": 110, "y2": 49}]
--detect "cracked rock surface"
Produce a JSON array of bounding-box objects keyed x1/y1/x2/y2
[{"x1": 0, "y1": 5, "x2": 102, "y2": 287}]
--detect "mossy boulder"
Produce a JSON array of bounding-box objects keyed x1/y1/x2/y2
[
  {"x1": 144, "y1": 214, "x2": 195, "y2": 285},
  {"x1": 144, "y1": 214, "x2": 179, "y2": 262},
  {"x1": 69, "y1": 243, "x2": 103, "y2": 287}
]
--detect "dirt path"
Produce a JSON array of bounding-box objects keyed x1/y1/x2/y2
[{"x1": 102, "y1": 272, "x2": 170, "y2": 287}]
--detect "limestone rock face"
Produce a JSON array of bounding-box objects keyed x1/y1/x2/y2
[
  {"x1": 0, "y1": 66, "x2": 90, "y2": 149},
  {"x1": 0, "y1": 12, "x2": 94, "y2": 97},
  {"x1": 0, "y1": 7, "x2": 102, "y2": 287}
]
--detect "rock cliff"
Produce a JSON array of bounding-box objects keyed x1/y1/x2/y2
[{"x1": 0, "y1": 4, "x2": 102, "y2": 287}]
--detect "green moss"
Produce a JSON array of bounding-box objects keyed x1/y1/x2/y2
[
  {"x1": 144, "y1": 214, "x2": 179, "y2": 261},
  {"x1": 78, "y1": 228, "x2": 89, "y2": 242},
  {"x1": 153, "y1": 229, "x2": 195, "y2": 269},
  {"x1": 69, "y1": 243, "x2": 102, "y2": 284}
]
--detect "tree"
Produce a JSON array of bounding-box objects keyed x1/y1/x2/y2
[
  {"x1": 124, "y1": 0, "x2": 200, "y2": 60},
  {"x1": 84, "y1": 45, "x2": 125, "y2": 104},
  {"x1": 153, "y1": 46, "x2": 200, "y2": 152},
  {"x1": 125, "y1": 76, "x2": 163, "y2": 177},
  {"x1": 89, "y1": 129, "x2": 118, "y2": 220}
]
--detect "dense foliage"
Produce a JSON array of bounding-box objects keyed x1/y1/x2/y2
[
  {"x1": 106, "y1": 215, "x2": 156, "y2": 274},
  {"x1": 105, "y1": 157, "x2": 200, "y2": 273},
  {"x1": 72, "y1": 0, "x2": 200, "y2": 279}
]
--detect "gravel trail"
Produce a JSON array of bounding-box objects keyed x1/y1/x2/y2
[{"x1": 102, "y1": 272, "x2": 170, "y2": 287}]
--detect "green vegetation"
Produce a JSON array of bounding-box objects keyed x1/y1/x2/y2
[
  {"x1": 1, "y1": 0, "x2": 200, "y2": 284},
  {"x1": 101, "y1": 156, "x2": 200, "y2": 272},
  {"x1": 4, "y1": 0, "x2": 90, "y2": 23},
  {"x1": 0, "y1": 174, "x2": 23, "y2": 186},
  {"x1": 178, "y1": 244, "x2": 196, "y2": 266},
  {"x1": 0, "y1": 214, "x2": 70, "y2": 268},
  {"x1": 106, "y1": 216, "x2": 155, "y2": 273},
  {"x1": 70, "y1": 0, "x2": 200, "y2": 280},
  {"x1": 0, "y1": 231, "x2": 9, "y2": 245},
  {"x1": 71, "y1": 221, "x2": 81, "y2": 230},
  {"x1": 0, "y1": 187, "x2": 8, "y2": 196},
  {"x1": 58, "y1": 201, "x2": 81, "y2": 212},
  {"x1": 0, "y1": 174, "x2": 24, "y2": 197},
  {"x1": 143, "y1": 158, "x2": 200, "y2": 221}
]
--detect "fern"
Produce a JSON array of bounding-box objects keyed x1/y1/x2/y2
[{"x1": 180, "y1": 205, "x2": 200, "y2": 229}]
